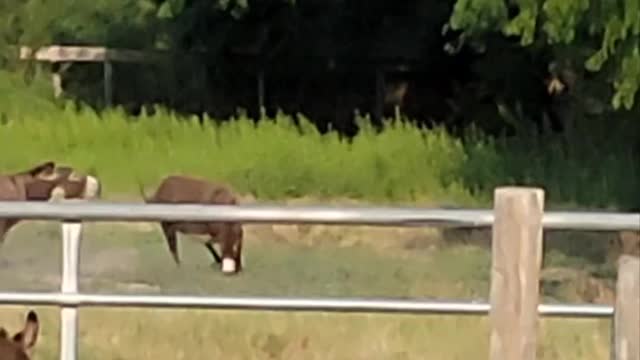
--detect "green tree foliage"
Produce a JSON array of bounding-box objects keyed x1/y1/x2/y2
[
  {"x1": 0, "y1": 0, "x2": 162, "y2": 67},
  {"x1": 3, "y1": 0, "x2": 640, "y2": 134},
  {"x1": 447, "y1": 0, "x2": 640, "y2": 110}
]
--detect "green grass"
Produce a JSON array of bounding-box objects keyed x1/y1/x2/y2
[
  {"x1": 1, "y1": 65, "x2": 638, "y2": 209},
  {"x1": 0, "y1": 103, "x2": 476, "y2": 204},
  {"x1": 0, "y1": 99, "x2": 638, "y2": 210},
  {"x1": 0, "y1": 69, "x2": 60, "y2": 119}
]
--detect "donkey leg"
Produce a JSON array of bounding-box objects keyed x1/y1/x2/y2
[
  {"x1": 0, "y1": 220, "x2": 18, "y2": 247},
  {"x1": 205, "y1": 241, "x2": 222, "y2": 264},
  {"x1": 235, "y1": 236, "x2": 243, "y2": 272},
  {"x1": 0, "y1": 222, "x2": 7, "y2": 247},
  {"x1": 161, "y1": 223, "x2": 181, "y2": 266},
  {"x1": 219, "y1": 223, "x2": 244, "y2": 275},
  {"x1": 219, "y1": 224, "x2": 240, "y2": 275},
  {"x1": 233, "y1": 224, "x2": 244, "y2": 272}
]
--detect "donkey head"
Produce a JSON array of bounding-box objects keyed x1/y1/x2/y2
[
  {"x1": 12, "y1": 161, "x2": 57, "y2": 184},
  {"x1": 25, "y1": 164, "x2": 102, "y2": 202},
  {"x1": 0, "y1": 310, "x2": 39, "y2": 360}
]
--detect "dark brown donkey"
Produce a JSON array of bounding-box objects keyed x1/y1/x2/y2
[
  {"x1": 138, "y1": 175, "x2": 244, "y2": 275},
  {"x1": 0, "y1": 309, "x2": 40, "y2": 360},
  {"x1": 26, "y1": 165, "x2": 102, "y2": 202},
  {"x1": 0, "y1": 161, "x2": 102, "y2": 246},
  {"x1": 0, "y1": 161, "x2": 57, "y2": 246}
]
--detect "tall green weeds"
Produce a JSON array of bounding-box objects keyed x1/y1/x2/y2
[{"x1": 0, "y1": 97, "x2": 637, "y2": 210}]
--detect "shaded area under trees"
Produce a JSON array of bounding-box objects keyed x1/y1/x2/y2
[{"x1": 2, "y1": 0, "x2": 640, "y2": 142}]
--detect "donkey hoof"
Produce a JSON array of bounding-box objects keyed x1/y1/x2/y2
[{"x1": 221, "y1": 258, "x2": 237, "y2": 274}]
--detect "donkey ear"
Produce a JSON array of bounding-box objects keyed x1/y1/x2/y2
[
  {"x1": 54, "y1": 166, "x2": 74, "y2": 179},
  {"x1": 24, "y1": 161, "x2": 56, "y2": 177},
  {"x1": 12, "y1": 310, "x2": 39, "y2": 350},
  {"x1": 0, "y1": 327, "x2": 7, "y2": 339}
]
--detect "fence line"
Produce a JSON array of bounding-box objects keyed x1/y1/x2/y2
[
  {"x1": 0, "y1": 187, "x2": 637, "y2": 360},
  {"x1": 0, "y1": 292, "x2": 615, "y2": 317},
  {"x1": 0, "y1": 201, "x2": 638, "y2": 230}
]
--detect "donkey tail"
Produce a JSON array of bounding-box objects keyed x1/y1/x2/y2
[{"x1": 136, "y1": 180, "x2": 151, "y2": 203}]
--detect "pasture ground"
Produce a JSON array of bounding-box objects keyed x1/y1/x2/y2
[{"x1": 0, "y1": 217, "x2": 618, "y2": 359}]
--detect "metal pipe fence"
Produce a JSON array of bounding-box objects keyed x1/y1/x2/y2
[
  {"x1": 0, "y1": 292, "x2": 615, "y2": 317},
  {"x1": 0, "y1": 198, "x2": 637, "y2": 360},
  {"x1": 0, "y1": 201, "x2": 637, "y2": 230}
]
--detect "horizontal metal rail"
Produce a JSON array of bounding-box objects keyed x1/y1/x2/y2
[
  {"x1": 0, "y1": 201, "x2": 637, "y2": 231},
  {"x1": 0, "y1": 292, "x2": 614, "y2": 318},
  {"x1": 0, "y1": 193, "x2": 631, "y2": 360}
]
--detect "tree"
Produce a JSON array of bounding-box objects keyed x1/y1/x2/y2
[{"x1": 446, "y1": 0, "x2": 640, "y2": 110}]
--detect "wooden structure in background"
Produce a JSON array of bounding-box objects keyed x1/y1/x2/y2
[
  {"x1": 18, "y1": 45, "x2": 420, "y2": 119},
  {"x1": 19, "y1": 45, "x2": 165, "y2": 106}
]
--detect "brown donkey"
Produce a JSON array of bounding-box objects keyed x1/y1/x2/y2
[
  {"x1": 0, "y1": 310, "x2": 40, "y2": 360},
  {"x1": 26, "y1": 165, "x2": 102, "y2": 202},
  {"x1": 0, "y1": 161, "x2": 57, "y2": 246},
  {"x1": 0, "y1": 161, "x2": 101, "y2": 246},
  {"x1": 139, "y1": 175, "x2": 244, "y2": 275}
]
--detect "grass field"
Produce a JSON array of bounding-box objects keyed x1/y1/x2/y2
[
  {"x1": 0, "y1": 72, "x2": 631, "y2": 359},
  {"x1": 0, "y1": 218, "x2": 617, "y2": 359},
  {"x1": 1, "y1": 87, "x2": 638, "y2": 210}
]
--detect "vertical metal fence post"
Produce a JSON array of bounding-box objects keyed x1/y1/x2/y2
[{"x1": 60, "y1": 221, "x2": 82, "y2": 360}]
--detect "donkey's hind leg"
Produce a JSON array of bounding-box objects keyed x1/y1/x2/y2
[
  {"x1": 205, "y1": 242, "x2": 222, "y2": 264},
  {"x1": 161, "y1": 223, "x2": 181, "y2": 266}
]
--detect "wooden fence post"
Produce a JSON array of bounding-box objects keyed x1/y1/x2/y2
[
  {"x1": 613, "y1": 254, "x2": 640, "y2": 360},
  {"x1": 257, "y1": 69, "x2": 265, "y2": 114},
  {"x1": 489, "y1": 187, "x2": 545, "y2": 360},
  {"x1": 103, "y1": 60, "x2": 113, "y2": 107}
]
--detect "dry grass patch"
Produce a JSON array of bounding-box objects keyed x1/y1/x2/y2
[
  {"x1": 0, "y1": 217, "x2": 622, "y2": 359},
  {"x1": 0, "y1": 306, "x2": 611, "y2": 360}
]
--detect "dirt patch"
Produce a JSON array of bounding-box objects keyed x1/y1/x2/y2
[
  {"x1": 85, "y1": 221, "x2": 444, "y2": 254},
  {"x1": 108, "y1": 280, "x2": 161, "y2": 293},
  {"x1": 88, "y1": 221, "x2": 157, "y2": 233},
  {"x1": 261, "y1": 224, "x2": 442, "y2": 251},
  {"x1": 82, "y1": 247, "x2": 139, "y2": 276},
  {"x1": 541, "y1": 267, "x2": 616, "y2": 304},
  {"x1": 608, "y1": 230, "x2": 640, "y2": 260}
]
